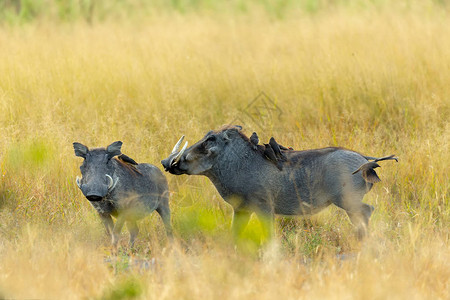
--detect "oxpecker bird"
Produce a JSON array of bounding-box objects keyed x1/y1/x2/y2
[
  {"x1": 269, "y1": 137, "x2": 287, "y2": 161},
  {"x1": 118, "y1": 154, "x2": 138, "y2": 165},
  {"x1": 352, "y1": 162, "x2": 381, "y2": 183},
  {"x1": 264, "y1": 143, "x2": 283, "y2": 171},
  {"x1": 250, "y1": 132, "x2": 259, "y2": 150}
]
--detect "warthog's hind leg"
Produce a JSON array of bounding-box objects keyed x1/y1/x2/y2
[
  {"x1": 333, "y1": 193, "x2": 374, "y2": 240},
  {"x1": 345, "y1": 203, "x2": 374, "y2": 240},
  {"x1": 156, "y1": 203, "x2": 173, "y2": 238}
]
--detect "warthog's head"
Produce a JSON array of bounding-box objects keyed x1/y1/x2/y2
[
  {"x1": 161, "y1": 126, "x2": 243, "y2": 175},
  {"x1": 73, "y1": 141, "x2": 121, "y2": 201}
]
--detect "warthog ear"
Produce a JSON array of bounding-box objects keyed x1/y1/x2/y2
[
  {"x1": 222, "y1": 126, "x2": 242, "y2": 142},
  {"x1": 106, "y1": 141, "x2": 123, "y2": 159},
  {"x1": 73, "y1": 142, "x2": 88, "y2": 158},
  {"x1": 222, "y1": 131, "x2": 231, "y2": 142}
]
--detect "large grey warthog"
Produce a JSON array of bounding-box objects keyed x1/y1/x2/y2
[
  {"x1": 161, "y1": 125, "x2": 397, "y2": 240},
  {"x1": 73, "y1": 141, "x2": 172, "y2": 248}
]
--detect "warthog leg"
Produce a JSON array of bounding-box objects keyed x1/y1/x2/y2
[
  {"x1": 112, "y1": 216, "x2": 125, "y2": 249},
  {"x1": 232, "y1": 209, "x2": 275, "y2": 245},
  {"x1": 231, "y1": 210, "x2": 252, "y2": 239},
  {"x1": 255, "y1": 211, "x2": 275, "y2": 243},
  {"x1": 345, "y1": 204, "x2": 374, "y2": 240},
  {"x1": 333, "y1": 193, "x2": 374, "y2": 240},
  {"x1": 127, "y1": 220, "x2": 139, "y2": 249},
  {"x1": 99, "y1": 213, "x2": 114, "y2": 237},
  {"x1": 156, "y1": 204, "x2": 173, "y2": 238}
]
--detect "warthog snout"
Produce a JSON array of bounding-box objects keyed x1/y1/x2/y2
[
  {"x1": 76, "y1": 174, "x2": 118, "y2": 201},
  {"x1": 161, "y1": 135, "x2": 188, "y2": 173},
  {"x1": 86, "y1": 194, "x2": 103, "y2": 202}
]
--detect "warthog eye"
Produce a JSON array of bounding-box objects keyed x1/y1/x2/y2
[{"x1": 201, "y1": 135, "x2": 216, "y2": 148}]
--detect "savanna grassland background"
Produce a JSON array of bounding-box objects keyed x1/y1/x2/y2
[{"x1": 0, "y1": 0, "x2": 449, "y2": 299}]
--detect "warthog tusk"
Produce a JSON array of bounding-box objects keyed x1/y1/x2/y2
[
  {"x1": 172, "y1": 141, "x2": 188, "y2": 166},
  {"x1": 76, "y1": 176, "x2": 82, "y2": 188},
  {"x1": 171, "y1": 135, "x2": 185, "y2": 154},
  {"x1": 106, "y1": 174, "x2": 114, "y2": 189},
  {"x1": 106, "y1": 174, "x2": 119, "y2": 192}
]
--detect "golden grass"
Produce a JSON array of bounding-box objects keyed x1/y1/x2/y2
[{"x1": 0, "y1": 8, "x2": 449, "y2": 299}]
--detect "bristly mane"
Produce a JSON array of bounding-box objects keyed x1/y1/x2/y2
[
  {"x1": 214, "y1": 125, "x2": 252, "y2": 143},
  {"x1": 214, "y1": 125, "x2": 268, "y2": 157},
  {"x1": 213, "y1": 125, "x2": 342, "y2": 163}
]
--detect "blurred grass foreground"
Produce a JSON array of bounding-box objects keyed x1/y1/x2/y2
[{"x1": 0, "y1": 0, "x2": 449, "y2": 299}]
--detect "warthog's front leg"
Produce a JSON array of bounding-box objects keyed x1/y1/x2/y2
[
  {"x1": 99, "y1": 213, "x2": 114, "y2": 237},
  {"x1": 231, "y1": 210, "x2": 252, "y2": 239},
  {"x1": 255, "y1": 211, "x2": 275, "y2": 243},
  {"x1": 111, "y1": 216, "x2": 125, "y2": 249}
]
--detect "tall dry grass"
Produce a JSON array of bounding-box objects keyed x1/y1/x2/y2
[{"x1": 0, "y1": 5, "x2": 449, "y2": 300}]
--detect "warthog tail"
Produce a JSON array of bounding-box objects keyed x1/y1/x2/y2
[{"x1": 363, "y1": 154, "x2": 398, "y2": 163}]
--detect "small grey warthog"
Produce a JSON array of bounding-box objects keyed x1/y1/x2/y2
[
  {"x1": 161, "y1": 125, "x2": 397, "y2": 240},
  {"x1": 73, "y1": 141, "x2": 172, "y2": 248}
]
